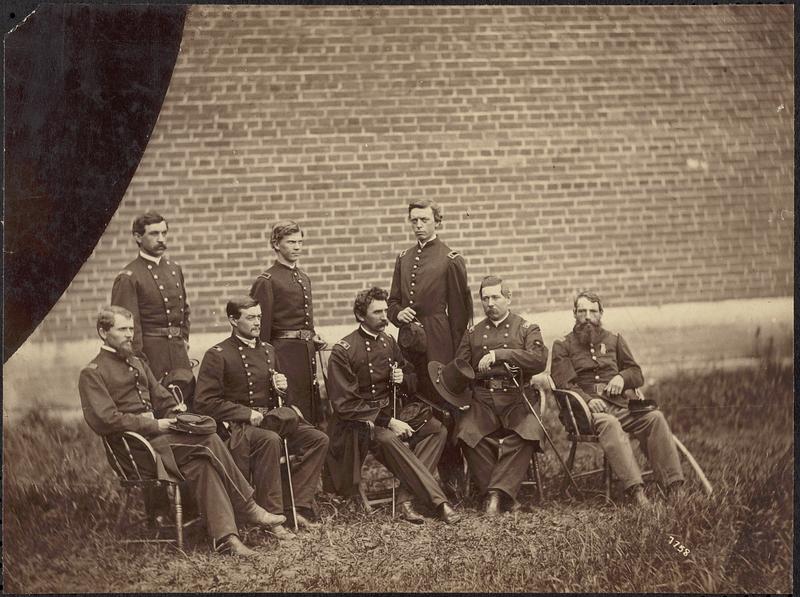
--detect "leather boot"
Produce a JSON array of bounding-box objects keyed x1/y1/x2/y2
[
  {"x1": 216, "y1": 534, "x2": 258, "y2": 558},
  {"x1": 269, "y1": 524, "x2": 297, "y2": 541},
  {"x1": 629, "y1": 484, "x2": 651, "y2": 507},
  {"x1": 398, "y1": 501, "x2": 425, "y2": 524},
  {"x1": 242, "y1": 500, "x2": 287, "y2": 528},
  {"x1": 484, "y1": 490, "x2": 501, "y2": 517},
  {"x1": 438, "y1": 502, "x2": 462, "y2": 525}
]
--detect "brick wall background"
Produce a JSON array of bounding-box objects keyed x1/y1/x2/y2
[{"x1": 33, "y1": 4, "x2": 793, "y2": 342}]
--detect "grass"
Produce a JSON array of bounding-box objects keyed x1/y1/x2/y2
[{"x1": 3, "y1": 359, "x2": 793, "y2": 593}]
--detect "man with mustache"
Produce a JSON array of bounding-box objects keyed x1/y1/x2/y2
[
  {"x1": 111, "y1": 211, "x2": 193, "y2": 397},
  {"x1": 194, "y1": 298, "x2": 330, "y2": 535},
  {"x1": 387, "y1": 199, "x2": 473, "y2": 498},
  {"x1": 550, "y1": 291, "x2": 685, "y2": 506},
  {"x1": 325, "y1": 286, "x2": 461, "y2": 524},
  {"x1": 250, "y1": 221, "x2": 326, "y2": 425},
  {"x1": 79, "y1": 306, "x2": 286, "y2": 557},
  {"x1": 447, "y1": 276, "x2": 548, "y2": 516}
]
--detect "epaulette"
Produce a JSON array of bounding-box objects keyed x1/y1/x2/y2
[
  {"x1": 399, "y1": 249, "x2": 408, "y2": 258},
  {"x1": 118, "y1": 269, "x2": 133, "y2": 277},
  {"x1": 86, "y1": 362, "x2": 98, "y2": 370},
  {"x1": 336, "y1": 340, "x2": 350, "y2": 350},
  {"x1": 212, "y1": 345, "x2": 223, "y2": 352},
  {"x1": 257, "y1": 272, "x2": 272, "y2": 280},
  {"x1": 447, "y1": 250, "x2": 460, "y2": 260},
  {"x1": 521, "y1": 320, "x2": 530, "y2": 329}
]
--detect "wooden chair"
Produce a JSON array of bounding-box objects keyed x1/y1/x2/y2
[
  {"x1": 518, "y1": 378, "x2": 548, "y2": 503},
  {"x1": 102, "y1": 431, "x2": 200, "y2": 549}
]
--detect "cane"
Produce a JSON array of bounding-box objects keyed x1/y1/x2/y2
[
  {"x1": 390, "y1": 361, "x2": 399, "y2": 518},
  {"x1": 503, "y1": 363, "x2": 582, "y2": 493},
  {"x1": 272, "y1": 369, "x2": 298, "y2": 532}
]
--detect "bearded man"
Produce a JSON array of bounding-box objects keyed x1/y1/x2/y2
[{"x1": 550, "y1": 291, "x2": 685, "y2": 506}]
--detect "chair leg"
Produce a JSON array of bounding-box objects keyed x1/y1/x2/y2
[
  {"x1": 563, "y1": 442, "x2": 578, "y2": 493},
  {"x1": 603, "y1": 454, "x2": 612, "y2": 500},
  {"x1": 358, "y1": 481, "x2": 373, "y2": 513},
  {"x1": 532, "y1": 452, "x2": 543, "y2": 503},
  {"x1": 115, "y1": 489, "x2": 132, "y2": 533},
  {"x1": 169, "y1": 484, "x2": 183, "y2": 550}
]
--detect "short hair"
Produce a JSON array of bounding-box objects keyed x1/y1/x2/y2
[
  {"x1": 573, "y1": 290, "x2": 604, "y2": 313},
  {"x1": 227, "y1": 297, "x2": 259, "y2": 320},
  {"x1": 479, "y1": 275, "x2": 511, "y2": 299},
  {"x1": 96, "y1": 305, "x2": 133, "y2": 335},
  {"x1": 353, "y1": 287, "x2": 388, "y2": 320},
  {"x1": 271, "y1": 220, "x2": 304, "y2": 249},
  {"x1": 408, "y1": 199, "x2": 442, "y2": 224},
  {"x1": 132, "y1": 211, "x2": 167, "y2": 236}
]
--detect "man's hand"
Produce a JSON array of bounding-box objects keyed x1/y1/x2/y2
[
  {"x1": 169, "y1": 403, "x2": 188, "y2": 414},
  {"x1": 388, "y1": 418, "x2": 414, "y2": 439},
  {"x1": 605, "y1": 374, "x2": 625, "y2": 396},
  {"x1": 157, "y1": 418, "x2": 177, "y2": 433},
  {"x1": 477, "y1": 351, "x2": 495, "y2": 373},
  {"x1": 588, "y1": 398, "x2": 607, "y2": 413},
  {"x1": 249, "y1": 409, "x2": 265, "y2": 427},
  {"x1": 397, "y1": 307, "x2": 417, "y2": 324},
  {"x1": 312, "y1": 334, "x2": 327, "y2": 351},
  {"x1": 272, "y1": 372, "x2": 288, "y2": 392},
  {"x1": 391, "y1": 367, "x2": 404, "y2": 385}
]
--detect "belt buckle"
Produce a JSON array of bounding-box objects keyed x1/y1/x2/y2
[
  {"x1": 168, "y1": 325, "x2": 181, "y2": 337},
  {"x1": 300, "y1": 330, "x2": 313, "y2": 341}
]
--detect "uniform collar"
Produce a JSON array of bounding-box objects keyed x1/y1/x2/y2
[
  {"x1": 274, "y1": 258, "x2": 297, "y2": 270},
  {"x1": 358, "y1": 325, "x2": 380, "y2": 341},
  {"x1": 232, "y1": 332, "x2": 257, "y2": 349},
  {"x1": 138, "y1": 251, "x2": 162, "y2": 265},
  {"x1": 488, "y1": 311, "x2": 511, "y2": 327},
  {"x1": 101, "y1": 344, "x2": 118, "y2": 354},
  {"x1": 417, "y1": 235, "x2": 438, "y2": 249}
]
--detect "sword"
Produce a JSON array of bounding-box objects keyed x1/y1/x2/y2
[
  {"x1": 503, "y1": 363, "x2": 582, "y2": 493},
  {"x1": 390, "y1": 360, "x2": 398, "y2": 518},
  {"x1": 271, "y1": 368, "x2": 298, "y2": 531}
]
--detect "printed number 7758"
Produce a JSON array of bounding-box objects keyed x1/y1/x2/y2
[{"x1": 668, "y1": 535, "x2": 691, "y2": 556}]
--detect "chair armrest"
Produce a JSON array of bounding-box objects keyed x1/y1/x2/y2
[
  {"x1": 552, "y1": 388, "x2": 596, "y2": 436},
  {"x1": 121, "y1": 431, "x2": 160, "y2": 463}
]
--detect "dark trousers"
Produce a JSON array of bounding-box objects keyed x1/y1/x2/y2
[
  {"x1": 461, "y1": 431, "x2": 535, "y2": 502},
  {"x1": 232, "y1": 419, "x2": 329, "y2": 514},
  {"x1": 166, "y1": 432, "x2": 254, "y2": 542},
  {"x1": 371, "y1": 418, "x2": 448, "y2": 507}
]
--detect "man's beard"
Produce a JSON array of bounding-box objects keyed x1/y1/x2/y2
[
  {"x1": 116, "y1": 341, "x2": 135, "y2": 359},
  {"x1": 573, "y1": 320, "x2": 602, "y2": 348}
]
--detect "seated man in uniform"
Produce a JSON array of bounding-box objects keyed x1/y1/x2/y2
[
  {"x1": 325, "y1": 287, "x2": 461, "y2": 524},
  {"x1": 194, "y1": 298, "x2": 330, "y2": 534},
  {"x1": 550, "y1": 290, "x2": 685, "y2": 506},
  {"x1": 79, "y1": 306, "x2": 285, "y2": 557},
  {"x1": 438, "y1": 275, "x2": 548, "y2": 516}
]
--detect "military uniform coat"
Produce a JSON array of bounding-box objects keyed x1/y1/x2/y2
[
  {"x1": 387, "y1": 237, "x2": 472, "y2": 367},
  {"x1": 111, "y1": 254, "x2": 191, "y2": 382},
  {"x1": 454, "y1": 312, "x2": 548, "y2": 448},
  {"x1": 550, "y1": 329, "x2": 644, "y2": 408},
  {"x1": 250, "y1": 261, "x2": 321, "y2": 423}
]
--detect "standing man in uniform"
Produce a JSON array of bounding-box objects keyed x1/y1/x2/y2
[
  {"x1": 79, "y1": 306, "x2": 286, "y2": 557},
  {"x1": 250, "y1": 221, "x2": 326, "y2": 425},
  {"x1": 550, "y1": 291, "x2": 685, "y2": 506},
  {"x1": 194, "y1": 297, "x2": 330, "y2": 533},
  {"x1": 111, "y1": 211, "x2": 193, "y2": 398},
  {"x1": 444, "y1": 275, "x2": 548, "y2": 515},
  {"x1": 325, "y1": 287, "x2": 461, "y2": 524},
  {"x1": 387, "y1": 199, "x2": 473, "y2": 496}
]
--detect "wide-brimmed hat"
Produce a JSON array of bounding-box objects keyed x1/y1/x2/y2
[
  {"x1": 398, "y1": 320, "x2": 427, "y2": 355},
  {"x1": 427, "y1": 358, "x2": 475, "y2": 408}
]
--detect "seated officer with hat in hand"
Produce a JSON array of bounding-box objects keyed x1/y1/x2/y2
[
  {"x1": 431, "y1": 275, "x2": 548, "y2": 516},
  {"x1": 194, "y1": 298, "x2": 330, "y2": 535},
  {"x1": 550, "y1": 290, "x2": 685, "y2": 506},
  {"x1": 79, "y1": 306, "x2": 286, "y2": 557},
  {"x1": 325, "y1": 286, "x2": 462, "y2": 524}
]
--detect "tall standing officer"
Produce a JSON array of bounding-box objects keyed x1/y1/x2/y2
[
  {"x1": 388, "y1": 199, "x2": 473, "y2": 494},
  {"x1": 250, "y1": 221, "x2": 326, "y2": 425},
  {"x1": 111, "y1": 211, "x2": 193, "y2": 393}
]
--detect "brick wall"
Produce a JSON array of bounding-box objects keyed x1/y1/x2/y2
[{"x1": 34, "y1": 4, "x2": 794, "y2": 342}]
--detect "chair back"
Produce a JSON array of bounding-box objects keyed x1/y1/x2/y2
[{"x1": 102, "y1": 431, "x2": 160, "y2": 485}]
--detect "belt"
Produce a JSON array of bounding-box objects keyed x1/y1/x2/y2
[
  {"x1": 479, "y1": 378, "x2": 517, "y2": 390},
  {"x1": 142, "y1": 326, "x2": 182, "y2": 338},
  {"x1": 273, "y1": 329, "x2": 314, "y2": 341}
]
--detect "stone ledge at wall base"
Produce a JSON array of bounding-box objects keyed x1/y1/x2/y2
[{"x1": 2, "y1": 296, "x2": 792, "y2": 423}]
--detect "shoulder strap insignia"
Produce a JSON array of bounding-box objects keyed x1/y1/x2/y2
[
  {"x1": 467, "y1": 325, "x2": 475, "y2": 334},
  {"x1": 521, "y1": 320, "x2": 530, "y2": 329},
  {"x1": 212, "y1": 345, "x2": 223, "y2": 352},
  {"x1": 258, "y1": 272, "x2": 272, "y2": 280},
  {"x1": 118, "y1": 269, "x2": 133, "y2": 277},
  {"x1": 447, "y1": 250, "x2": 460, "y2": 260},
  {"x1": 86, "y1": 362, "x2": 98, "y2": 370},
  {"x1": 336, "y1": 340, "x2": 350, "y2": 350},
  {"x1": 399, "y1": 248, "x2": 408, "y2": 258}
]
